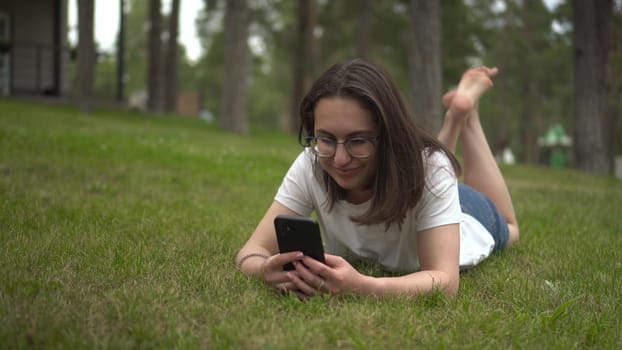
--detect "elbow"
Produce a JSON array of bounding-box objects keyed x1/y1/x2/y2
[
  {"x1": 433, "y1": 271, "x2": 459, "y2": 298},
  {"x1": 444, "y1": 278, "x2": 459, "y2": 297}
]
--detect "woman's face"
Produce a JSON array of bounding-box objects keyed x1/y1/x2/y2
[{"x1": 313, "y1": 97, "x2": 379, "y2": 203}]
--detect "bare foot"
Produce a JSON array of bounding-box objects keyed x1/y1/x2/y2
[
  {"x1": 437, "y1": 66, "x2": 499, "y2": 152},
  {"x1": 446, "y1": 66, "x2": 498, "y2": 116},
  {"x1": 442, "y1": 89, "x2": 457, "y2": 109}
]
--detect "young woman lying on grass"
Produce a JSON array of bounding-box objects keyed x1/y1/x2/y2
[{"x1": 236, "y1": 58, "x2": 519, "y2": 299}]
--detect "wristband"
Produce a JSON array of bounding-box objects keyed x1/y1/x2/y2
[{"x1": 236, "y1": 253, "x2": 269, "y2": 269}]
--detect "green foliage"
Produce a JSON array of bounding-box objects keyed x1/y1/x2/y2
[
  {"x1": 124, "y1": 0, "x2": 149, "y2": 95},
  {"x1": 89, "y1": 0, "x2": 197, "y2": 102},
  {"x1": 195, "y1": 30, "x2": 225, "y2": 119},
  {"x1": 463, "y1": 0, "x2": 574, "y2": 160},
  {"x1": 94, "y1": 54, "x2": 118, "y2": 99},
  {"x1": 317, "y1": 0, "x2": 361, "y2": 64},
  {"x1": 82, "y1": 0, "x2": 622, "y2": 159},
  {"x1": 1, "y1": 100, "x2": 622, "y2": 349},
  {"x1": 85, "y1": 0, "x2": 588, "y2": 146},
  {"x1": 442, "y1": 0, "x2": 483, "y2": 88},
  {"x1": 367, "y1": 1, "x2": 410, "y2": 90}
]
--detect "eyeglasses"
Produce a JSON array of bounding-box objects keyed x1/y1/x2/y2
[{"x1": 304, "y1": 136, "x2": 378, "y2": 159}]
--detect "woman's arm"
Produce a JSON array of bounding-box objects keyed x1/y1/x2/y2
[
  {"x1": 292, "y1": 223, "x2": 460, "y2": 298},
  {"x1": 374, "y1": 223, "x2": 460, "y2": 297},
  {"x1": 237, "y1": 201, "x2": 312, "y2": 295}
]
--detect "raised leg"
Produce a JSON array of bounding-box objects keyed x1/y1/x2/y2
[{"x1": 438, "y1": 67, "x2": 519, "y2": 247}]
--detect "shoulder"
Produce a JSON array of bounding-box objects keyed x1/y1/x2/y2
[
  {"x1": 287, "y1": 148, "x2": 317, "y2": 176},
  {"x1": 424, "y1": 148, "x2": 454, "y2": 168},
  {"x1": 423, "y1": 149, "x2": 457, "y2": 184},
  {"x1": 413, "y1": 149, "x2": 461, "y2": 231},
  {"x1": 276, "y1": 149, "x2": 320, "y2": 216}
]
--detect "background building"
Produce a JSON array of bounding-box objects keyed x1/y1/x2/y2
[{"x1": 0, "y1": 0, "x2": 70, "y2": 97}]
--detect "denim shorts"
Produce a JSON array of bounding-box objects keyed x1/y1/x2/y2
[{"x1": 458, "y1": 184, "x2": 509, "y2": 252}]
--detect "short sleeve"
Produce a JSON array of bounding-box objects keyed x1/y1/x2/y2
[
  {"x1": 274, "y1": 150, "x2": 316, "y2": 216},
  {"x1": 415, "y1": 151, "x2": 461, "y2": 232}
]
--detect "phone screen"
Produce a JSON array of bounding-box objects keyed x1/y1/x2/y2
[{"x1": 274, "y1": 215, "x2": 325, "y2": 271}]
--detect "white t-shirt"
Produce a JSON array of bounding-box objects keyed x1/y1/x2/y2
[{"x1": 275, "y1": 149, "x2": 494, "y2": 273}]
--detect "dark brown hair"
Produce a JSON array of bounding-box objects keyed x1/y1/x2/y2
[{"x1": 298, "y1": 58, "x2": 461, "y2": 229}]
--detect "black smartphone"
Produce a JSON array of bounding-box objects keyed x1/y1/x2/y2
[{"x1": 274, "y1": 215, "x2": 325, "y2": 271}]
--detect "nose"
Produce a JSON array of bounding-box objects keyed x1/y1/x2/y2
[{"x1": 332, "y1": 143, "x2": 352, "y2": 166}]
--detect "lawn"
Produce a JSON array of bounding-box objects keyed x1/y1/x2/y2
[{"x1": 1, "y1": 99, "x2": 621, "y2": 349}]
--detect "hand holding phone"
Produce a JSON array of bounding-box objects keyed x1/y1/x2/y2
[{"x1": 274, "y1": 215, "x2": 325, "y2": 271}]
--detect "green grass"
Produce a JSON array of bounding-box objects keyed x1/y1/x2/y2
[{"x1": 1, "y1": 99, "x2": 621, "y2": 349}]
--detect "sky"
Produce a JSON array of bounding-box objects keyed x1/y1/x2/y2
[
  {"x1": 68, "y1": 0, "x2": 204, "y2": 61},
  {"x1": 69, "y1": 0, "x2": 564, "y2": 64}
]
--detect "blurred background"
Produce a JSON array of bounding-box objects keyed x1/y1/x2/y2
[{"x1": 0, "y1": 0, "x2": 620, "y2": 175}]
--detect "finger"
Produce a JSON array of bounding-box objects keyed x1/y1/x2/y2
[
  {"x1": 293, "y1": 290, "x2": 310, "y2": 301},
  {"x1": 317, "y1": 278, "x2": 326, "y2": 292},
  {"x1": 300, "y1": 256, "x2": 330, "y2": 278},
  {"x1": 293, "y1": 260, "x2": 316, "y2": 278},
  {"x1": 268, "y1": 251, "x2": 303, "y2": 269},
  {"x1": 277, "y1": 281, "x2": 296, "y2": 293},
  {"x1": 294, "y1": 261, "x2": 327, "y2": 291},
  {"x1": 263, "y1": 269, "x2": 295, "y2": 286},
  {"x1": 302, "y1": 254, "x2": 345, "y2": 280},
  {"x1": 287, "y1": 270, "x2": 318, "y2": 296},
  {"x1": 321, "y1": 254, "x2": 345, "y2": 268},
  {"x1": 262, "y1": 253, "x2": 304, "y2": 282},
  {"x1": 263, "y1": 256, "x2": 300, "y2": 285},
  {"x1": 276, "y1": 281, "x2": 309, "y2": 299}
]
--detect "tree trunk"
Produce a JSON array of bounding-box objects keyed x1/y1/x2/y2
[
  {"x1": 75, "y1": 0, "x2": 96, "y2": 112},
  {"x1": 163, "y1": 0, "x2": 180, "y2": 113},
  {"x1": 518, "y1": 1, "x2": 545, "y2": 163},
  {"x1": 116, "y1": 0, "x2": 126, "y2": 103},
  {"x1": 147, "y1": 0, "x2": 162, "y2": 113},
  {"x1": 572, "y1": 0, "x2": 613, "y2": 173},
  {"x1": 606, "y1": 4, "x2": 622, "y2": 169},
  {"x1": 518, "y1": 81, "x2": 536, "y2": 163},
  {"x1": 409, "y1": 0, "x2": 442, "y2": 134},
  {"x1": 290, "y1": 0, "x2": 317, "y2": 134},
  {"x1": 356, "y1": 0, "x2": 372, "y2": 58},
  {"x1": 221, "y1": 0, "x2": 249, "y2": 134}
]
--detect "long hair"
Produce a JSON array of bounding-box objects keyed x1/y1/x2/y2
[{"x1": 298, "y1": 58, "x2": 461, "y2": 229}]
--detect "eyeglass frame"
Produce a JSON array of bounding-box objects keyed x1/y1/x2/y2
[{"x1": 302, "y1": 135, "x2": 380, "y2": 159}]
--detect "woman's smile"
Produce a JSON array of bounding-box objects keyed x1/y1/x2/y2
[{"x1": 333, "y1": 166, "x2": 361, "y2": 177}]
